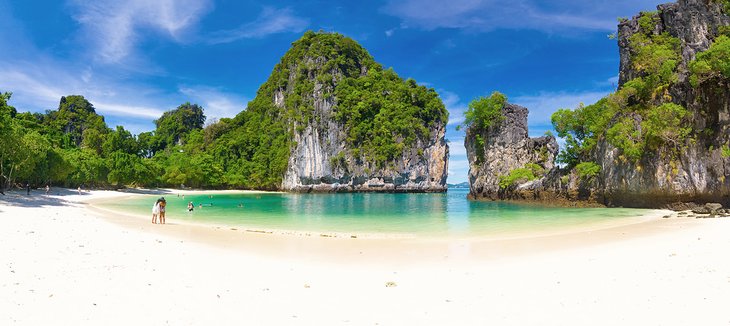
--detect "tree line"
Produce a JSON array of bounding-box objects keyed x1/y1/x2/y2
[{"x1": 0, "y1": 92, "x2": 231, "y2": 192}]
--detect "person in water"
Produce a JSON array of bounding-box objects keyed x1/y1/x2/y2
[{"x1": 187, "y1": 201, "x2": 194, "y2": 212}]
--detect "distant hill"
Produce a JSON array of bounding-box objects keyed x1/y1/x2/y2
[{"x1": 447, "y1": 182, "x2": 469, "y2": 189}]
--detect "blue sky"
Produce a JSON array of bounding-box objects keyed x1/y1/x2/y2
[{"x1": 0, "y1": 0, "x2": 663, "y2": 183}]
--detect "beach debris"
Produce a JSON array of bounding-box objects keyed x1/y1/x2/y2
[
  {"x1": 662, "y1": 215, "x2": 671, "y2": 218},
  {"x1": 385, "y1": 281, "x2": 397, "y2": 288},
  {"x1": 350, "y1": 235, "x2": 357, "y2": 238},
  {"x1": 246, "y1": 229, "x2": 272, "y2": 234}
]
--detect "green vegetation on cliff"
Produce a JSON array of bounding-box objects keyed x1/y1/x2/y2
[
  {"x1": 721, "y1": 144, "x2": 730, "y2": 158},
  {"x1": 459, "y1": 91, "x2": 507, "y2": 164},
  {"x1": 552, "y1": 11, "x2": 691, "y2": 166},
  {"x1": 575, "y1": 162, "x2": 601, "y2": 180},
  {"x1": 712, "y1": 0, "x2": 730, "y2": 13},
  {"x1": 460, "y1": 91, "x2": 506, "y2": 131},
  {"x1": 690, "y1": 35, "x2": 730, "y2": 86},
  {"x1": 336, "y1": 69, "x2": 446, "y2": 167},
  {"x1": 215, "y1": 30, "x2": 447, "y2": 185},
  {"x1": 498, "y1": 163, "x2": 544, "y2": 189}
]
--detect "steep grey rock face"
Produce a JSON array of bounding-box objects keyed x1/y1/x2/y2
[
  {"x1": 280, "y1": 63, "x2": 449, "y2": 193},
  {"x1": 606, "y1": 0, "x2": 730, "y2": 207},
  {"x1": 466, "y1": 104, "x2": 558, "y2": 199},
  {"x1": 618, "y1": 0, "x2": 730, "y2": 86}
]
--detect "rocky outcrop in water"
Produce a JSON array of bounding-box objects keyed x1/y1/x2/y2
[
  {"x1": 465, "y1": 103, "x2": 558, "y2": 200},
  {"x1": 269, "y1": 32, "x2": 449, "y2": 192}
]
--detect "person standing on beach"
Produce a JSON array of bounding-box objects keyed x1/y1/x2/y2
[
  {"x1": 152, "y1": 200, "x2": 160, "y2": 224},
  {"x1": 45, "y1": 185, "x2": 49, "y2": 195},
  {"x1": 158, "y1": 198, "x2": 167, "y2": 224},
  {"x1": 26, "y1": 183, "x2": 30, "y2": 195}
]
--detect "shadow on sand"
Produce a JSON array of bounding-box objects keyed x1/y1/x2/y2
[
  {"x1": 118, "y1": 188, "x2": 179, "y2": 195},
  {"x1": 0, "y1": 188, "x2": 83, "y2": 208}
]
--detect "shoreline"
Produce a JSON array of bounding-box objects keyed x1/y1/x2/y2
[
  {"x1": 3, "y1": 188, "x2": 730, "y2": 325},
  {"x1": 86, "y1": 188, "x2": 671, "y2": 241},
  {"x1": 81, "y1": 189, "x2": 683, "y2": 265}
]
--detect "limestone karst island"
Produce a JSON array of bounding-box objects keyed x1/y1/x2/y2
[{"x1": 1, "y1": 0, "x2": 729, "y2": 325}]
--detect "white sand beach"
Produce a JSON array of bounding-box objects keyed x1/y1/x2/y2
[{"x1": 2, "y1": 189, "x2": 730, "y2": 325}]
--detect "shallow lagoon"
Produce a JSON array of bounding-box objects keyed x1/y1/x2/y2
[{"x1": 100, "y1": 188, "x2": 651, "y2": 238}]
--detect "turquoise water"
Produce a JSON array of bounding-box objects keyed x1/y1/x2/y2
[{"x1": 100, "y1": 188, "x2": 651, "y2": 237}]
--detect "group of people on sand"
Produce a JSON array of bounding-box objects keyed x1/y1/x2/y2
[{"x1": 151, "y1": 197, "x2": 167, "y2": 224}]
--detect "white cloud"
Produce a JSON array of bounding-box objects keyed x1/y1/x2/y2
[
  {"x1": 0, "y1": 59, "x2": 256, "y2": 134},
  {"x1": 209, "y1": 7, "x2": 309, "y2": 44},
  {"x1": 0, "y1": 69, "x2": 65, "y2": 109},
  {"x1": 0, "y1": 38, "x2": 251, "y2": 136},
  {"x1": 440, "y1": 90, "x2": 468, "y2": 126},
  {"x1": 69, "y1": 0, "x2": 212, "y2": 64},
  {"x1": 448, "y1": 137, "x2": 467, "y2": 156},
  {"x1": 596, "y1": 75, "x2": 620, "y2": 89},
  {"x1": 512, "y1": 90, "x2": 610, "y2": 127},
  {"x1": 381, "y1": 0, "x2": 660, "y2": 33},
  {"x1": 94, "y1": 101, "x2": 164, "y2": 119},
  {"x1": 178, "y1": 86, "x2": 248, "y2": 120},
  {"x1": 447, "y1": 158, "x2": 470, "y2": 183},
  {"x1": 0, "y1": 64, "x2": 166, "y2": 121}
]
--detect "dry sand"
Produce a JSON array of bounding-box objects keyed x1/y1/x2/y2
[{"x1": 1, "y1": 189, "x2": 729, "y2": 325}]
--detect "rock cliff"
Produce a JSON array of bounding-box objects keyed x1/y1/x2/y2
[
  {"x1": 600, "y1": 0, "x2": 730, "y2": 206},
  {"x1": 266, "y1": 32, "x2": 449, "y2": 192},
  {"x1": 466, "y1": 0, "x2": 730, "y2": 207},
  {"x1": 465, "y1": 103, "x2": 558, "y2": 199}
]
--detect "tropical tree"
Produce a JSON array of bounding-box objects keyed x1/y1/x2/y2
[{"x1": 153, "y1": 102, "x2": 205, "y2": 151}]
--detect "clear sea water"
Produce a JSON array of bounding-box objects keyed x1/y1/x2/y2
[{"x1": 99, "y1": 188, "x2": 651, "y2": 238}]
